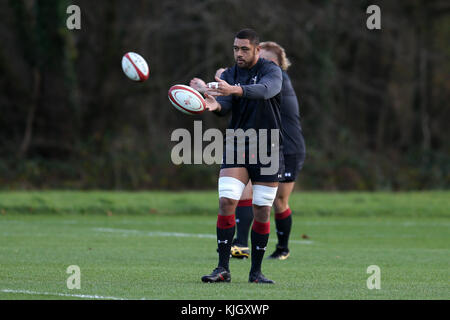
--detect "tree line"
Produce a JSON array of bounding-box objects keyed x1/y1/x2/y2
[{"x1": 0, "y1": 0, "x2": 449, "y2": 190}]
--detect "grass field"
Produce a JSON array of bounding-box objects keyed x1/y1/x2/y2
[{"x1": 0, "y1": 191, "x2": 449, "y2": 300}]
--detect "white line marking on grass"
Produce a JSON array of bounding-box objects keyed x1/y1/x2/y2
[
  {"x1": 94, "y1": 227, "x2": 216, "y2": 239},
  {"x1": 93, "y1": 227, "x2": 314, "y2": 245},
  {"x1": 289, "y1": 239, "x2": 314, "y2": 245},
  {"x1": 1, "y1": 289, "x2": 129, "y2": 300}
]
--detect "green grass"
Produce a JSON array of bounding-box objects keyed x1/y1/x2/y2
[{"x1": 0, "y1": 191, "x2": 449, "y2": 300}]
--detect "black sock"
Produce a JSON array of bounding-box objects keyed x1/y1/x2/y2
[
  {"x1": 250, "y1": 220, "x2": 270, "y2": 274},
  {"x1": 275, "y1": 208, "x2": 292, "y2": 249},
  {"x1": 216, "y1": 214, "x2": 235, "y2": 271},
  {"x1": 235, "y1": 200, "x2": 253, "y2": 247}
]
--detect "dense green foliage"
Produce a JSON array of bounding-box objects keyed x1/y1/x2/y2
[{"x1": 0, "y1": 1, "x2": 449, "y2": 190}]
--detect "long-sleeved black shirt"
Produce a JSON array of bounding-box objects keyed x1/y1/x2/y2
[
  {"x1": 214, "y1": 58, "x2": 283, "y2": 160},
  {"x1": 215, "y1": 58, "x2": 282, "y2": 132},
  {"x1": 280, "y1": 71, "x2": 304, "y2": 155}
]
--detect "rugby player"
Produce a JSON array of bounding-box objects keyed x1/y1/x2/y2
[
  {"x1": 191, "y1": 42, "x2": 305, "y2": 261},
  {"x1": 200, "y1": 29, "x2": 284, "y2": 284}
]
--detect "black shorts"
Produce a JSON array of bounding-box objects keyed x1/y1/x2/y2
[
  {"x1": 279, "y1": 153, "x2": 305, "y2": 183},
  {"x1": 221, "y1": 152, "x2": 285, "y2": 183}
]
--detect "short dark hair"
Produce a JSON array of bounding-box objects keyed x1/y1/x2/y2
[{"x1": 235, "y1": 28, "x2": 260, "y2": 46}]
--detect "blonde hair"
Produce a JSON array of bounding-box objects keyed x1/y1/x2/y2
[{"x1": 259, "y1": 41, "x2": 291, "y2": 71}]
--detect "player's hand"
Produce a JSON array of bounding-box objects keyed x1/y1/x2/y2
[
  {"x1": 204, "y1": 92, "x2": 221, "y2": 112},
  {"x1": 206, "y1": 76, "x2": 242, "y2": 97},
  {"x1": 190, "y1": 78, "x2": 207, "y2": 94}
]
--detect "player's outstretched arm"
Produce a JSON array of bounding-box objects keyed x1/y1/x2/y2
[{"x1": 241, "y1": 66, "x2": 282, "y2": 100}]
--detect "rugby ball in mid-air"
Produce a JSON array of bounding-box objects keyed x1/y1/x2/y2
[
  {"x1": 168, "y1": 85, "x2": 206, "y2": 115},
  {"x1": 121, "y1": 52, "x2": 149, "y2": 82}
]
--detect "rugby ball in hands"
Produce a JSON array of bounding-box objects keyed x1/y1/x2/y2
[
  {"x1": 168, "y1": 85, "x2": 206, "y2": 115},
  {"x1": 122, "y1": 52, "x2": 149, "y2": 82}
]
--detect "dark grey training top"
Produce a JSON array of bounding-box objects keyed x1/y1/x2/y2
[
  {"x1": 214, "y1": 58, "x2": 283, "y2": 156},
  {"x1": 280, "y1": 71, "x2": 304, "y2": 155}
]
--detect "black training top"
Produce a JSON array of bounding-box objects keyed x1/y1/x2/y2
[
  {"x1": 214, "y1": 58, "x2": 283, "y2": 154},
  {"x1": 280, "y1": 71, "x2": 304, "y2": 155}
]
